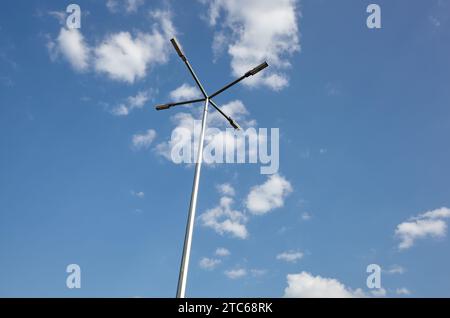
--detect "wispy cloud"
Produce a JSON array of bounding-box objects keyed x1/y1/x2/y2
[
  {"x1": 169, "y1": 83, "x2": 201, "y2": 102},
  {"x1": 396, "y1": 287, "x2": 411, "y2": 295},
  {"x1": 429, "y1": 15, "x2": 441, "y2": 28},
  {"x1": 216, "y1": 183, "x2": 235, "y2": 197},
  {"x1": 199, "y1": 196, "x2": 248, "y2": 239},
  {"x1": 106, "y1": 0, "x2": 145, "y2": 14},
  {"x1": 199, "y1": 257, "x2": 221, "y2": 270},
  {"x1": 370, "y1": 288, "x2": 387, "y2": 298},
  {"x1": 385, "y1": 265, "x2": 405, "y2": 275},
  {"x1": 224, "y1": 268, "x2": 247, "y2": 279},
  {"x1": 250, "y1": 269, "x2": 267, "y2": 277},
  {"x1": 215, "y1": 247, "x2": 231, "y2": 257},
  {"x1": 111, "y1": 90, "x2": 152, "y2": 116},
  {"x1": 276, "y1": 251, "x2": 303, "y2": 263},
  {"x1": 326, "y1": 82, "x2": 342, "y2": 96},
  {"x1": 47, "y1": 10, "x2": 66, "y2": 25},
  {"x1": 131, "y1": 190, "x2": 145, "y2": 198},
  {"x1": 0, "y1": 76, "x2": 14, "y2": 87},
  {"x1": 132, "y1": 129, "x2": 156, "y2": 151},
  {"x1": 395, "y1": 207, "x2": 450, "y2": 250},
  {"x1": 301, "y1": 212, "x2": 311, "y2": 221}
]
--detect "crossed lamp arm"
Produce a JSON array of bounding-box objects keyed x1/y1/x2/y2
[{"x1": 155, "y1": 37, "x2": 269, "y2": 131}]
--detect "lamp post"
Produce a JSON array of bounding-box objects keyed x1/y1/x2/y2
[{"x1": 156, "y1": 38, "x2": 268, "y2": 298}]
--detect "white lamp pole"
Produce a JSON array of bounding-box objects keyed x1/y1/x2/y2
[
  {"x1": 155, "y1": 38, "x2": 268, "y2": 298},
  {"x1": 176, "y1": 97, "x2": 209, "y2": 298}
]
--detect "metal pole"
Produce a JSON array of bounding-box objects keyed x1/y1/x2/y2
[{"x1": 176, "y1": 98, "x2": 210, "y2": 298}]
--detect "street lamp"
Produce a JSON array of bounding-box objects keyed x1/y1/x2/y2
[{"x1": 156, "y1": 37, "x2": 269, "y2": 298}]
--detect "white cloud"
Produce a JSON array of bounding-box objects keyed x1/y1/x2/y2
[
  {"x1": 106, "y1": 0, "x2": 145, "y2": 13},
  {"x1": 154, "y1": 111, "x2": 198, "y2": 161},
  {"x1": 276, "y1": 251, "x2": 303, "y2": 263},
  {"x1": 0, "y1": 76, "x2": 13, "y2": 87},
  {"x1": 396, "y1": 288, "x2": 411, "y2": 295},
  {"x1": 283, "y1": 272, "x2": 365, "y2": 298},
  {"x1": 395, "y1": 207, "x2": 450, "y2": 250},
  {"x1": 200, "y1": 174, "x2": 292, "y2": 239},
  {"x1": 155, "y1": 100, "x2": 255, "y2": 162},
  {"x1": 203, "y1": 0, "x2": 300, "y2": 90},
  {"x1": 125, "y1": 0, "x2": 145, "y2": 13},
  {"x1": 112, "y1": 91, "x2": 151, "y2": 116},
  {"x1": 250, "y1": 269, "x2": 267, "y2": 277},
  {"x1": 94, "y1": 31, "x2": 165, "y2": 83},
  {"x1": 94, "y1": 10, "x2": 175, "y2": 83},
  {"x1": 48, "y1": 11, "x2": 66, "y2": 25},
  {"x1": 225, "y1": 268, "x2": 247, "y2": 279},
  {"x1": 131, "y1": 191, "x2": 145, "y2": 198},
  {"x1": 48, "y1": 10, "x2": 175, "y2": 83},
  {"x1": 246, "y1": 174, "x2": 292, "y2": 215},
  {"x1": 106, "y1": 0, "x2": 119, "y2": 12},
  {"x1": 199, "y1": 196, "x2": 248, "y2": 239},
  {"x1": 169, "y1": 83, "x2": 201, "y2": 102},
  {"x1": 370, "y1": 288, "x2": 387, "y2": 297},
  {"x1": 199, "y1": 257, "x2": 221, "y2": 270},
  {"x1": 211, "y1": 31, "x2": 227, "y2": 62},
  {"x1": 301, "y1": 212, "x2": 311, "y2": 221},
  {"x1": 396, "y1": 219, "x2": 447, "y2": 249},
  {"x1": 216, "y1": 183, "x2": 235, "y2": 197},
  {"x1": 429, "y1": 16, "x2": 441, "y2": 28},
  {"x1": 132, "y1": 129, "x2": 156, "y2": 150},
  {"x1": 207, "y1": 100, "x2": 252, "y2": 127},
  {"x1": 215, "y1": 247, "x2": 231, "y2": 257},
  {"x1": 49, "y1": 28, "x2": 90, "y2": 71},
  {"x1": 416, "y1": 207, "x2": 450, "y2": 220},
  {"x1": 385, "y1": 265, "x2": 405, "y2": 275},
  {"x1": 326, "y1": 83, "x2": 341, "y2": 96}
]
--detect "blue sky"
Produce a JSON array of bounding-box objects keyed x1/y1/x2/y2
[{"x1": 1, "y1": 0, "x2": 450, "y2": 297}]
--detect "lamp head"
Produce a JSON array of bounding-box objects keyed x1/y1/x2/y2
[
  {"x1": 246, "y1": 61, "x2": 269, "y2": 77},
  {"x1": 229, "y1": 118, "x2": 241, "y2": 130},
  {"x1": 170, "y1": 38, "x2": 185, "y2": 59},
  {"x1": 156, "y1": 104, "x2": 172, "y2": 111}
]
